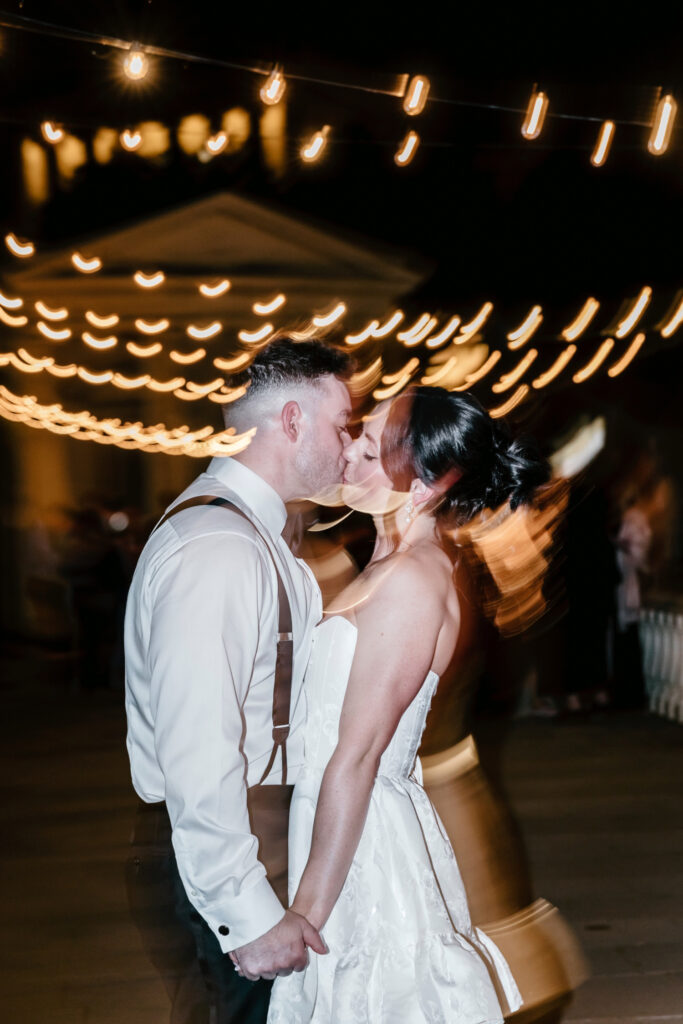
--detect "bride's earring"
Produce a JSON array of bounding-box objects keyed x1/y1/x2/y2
[{"x1": 404, "y1": 495, "x2": 416, "y2": 525}]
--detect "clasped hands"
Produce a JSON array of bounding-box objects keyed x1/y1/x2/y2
[{"x1": 229, "y1": 909, "x2": 327, "y2": 981}]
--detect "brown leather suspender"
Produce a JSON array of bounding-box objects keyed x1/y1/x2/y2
[{"x1": 154, "y1": 494, "x2": 293, "y2": 785}]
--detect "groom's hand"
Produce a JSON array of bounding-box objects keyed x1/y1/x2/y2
[{"x1": 230, "y1": 909, "x2": 327, "y2": 981}]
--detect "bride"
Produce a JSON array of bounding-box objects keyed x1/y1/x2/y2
[{"x1": 266, "y1": 386, "x2": 549, "y2": 1023}]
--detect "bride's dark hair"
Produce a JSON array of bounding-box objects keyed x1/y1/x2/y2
[{"x1": 381, "y1": 387, "x2": 550, "y2": 526}]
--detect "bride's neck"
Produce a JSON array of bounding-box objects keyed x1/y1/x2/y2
[{"x1": 370, "y1": 508, "x2": 439, "y2": 562}]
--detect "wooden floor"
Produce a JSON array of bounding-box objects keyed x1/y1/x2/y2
[{"x1": 1, "y1": 653, "x2": 682, "y2": 1024}]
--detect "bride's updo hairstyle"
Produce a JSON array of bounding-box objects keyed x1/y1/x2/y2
[{"x1": 381, "y1": 386, "x2": 550, "y2": 526}]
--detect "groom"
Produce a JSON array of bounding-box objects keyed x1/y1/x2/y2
[{"x1": 124, "y1": 336, "x2": 352, "y2": 1022}]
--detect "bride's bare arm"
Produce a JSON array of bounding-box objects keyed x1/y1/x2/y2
[{"x1": 290, "y1": 555, "x2": 450, "y2": 931}]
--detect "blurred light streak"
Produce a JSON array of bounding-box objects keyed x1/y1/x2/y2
[
  {"x1": 134, "y1": 270, "x2": 165, "y2": 288},
  {"x1": 397, "y1": 313, "x2": 436, "y2": 345},
  {"x1": 260, "y1": 65, "x2": 286, "y2": 105},
  {"x1": 614, "y1": 286, "x2": 651, "y2": 337},
  {"x1": 395, "y1": 130, "x2": 420, "y2": 166},
  {"x1": 174, "y1": 387, "x2": 208, "y2": 401},
  {"x1": 123, "y1": 46, "x2": 148, "y2": 80},
  {"x1": 147, "y1": 376, "x2": 185, "y2": 392},
  {"x1": 136, "y1": 318, "x2": 169, "y2": 334},
  {"x1": 313, "y1": 302, "x2": 346, "y2": 327},
  {"x1": 561, "y1": 298, "x2": 600, "y2": 341},
  {"x1": 238, "y1": 323, "x2": 274, "y2": 343},
  {"x1": 214, "y1": 352, "x2": 252, "y2": 371},
  {"x1": 454, "y1": 302, "x2": 494, "y2": 343},
  {"x1": 127, "y1": 341, "x2": 163, "y2": 358},
  {"x1": 72, "y1": 252, "x2": 102, "y2": 273},
  {"x1": 82, "y1": 331, "x2": 117, "y2": 350},
  {"x1": 253, "y1": 294, "x2": 286, "y2": 315},
  {"x1": 422, "y1": 355, "x2": 459, "y2": 385},
  {"x1": 551, "y1": 417, "x2": 606, "y2": 477},
  {"x1": 5, "y1": 233, "x2": 35, "y2": 257},
  {"x1": 660, "y1": 294, "x2": 683, "y2": 338},
  {"x1": 46, "y1": 363, "x2": 77, "y2": 378},
  {"x1": 112, "y1": 373, "x2": 152, "y2": 389},
  {"x1": 572, "y1": 338, "x2": 615, "y2": 382},
  {"x1": 35, "y1": 301, "x2": 68, "y2": 321},
  {"x1": 187, "y1": 321, "x2": 223, "y2": 340},
  {"x1": 348, "y1": 357, "x2": 383, "y2": 396},
  {"x1": 491, "y1": 349, "x2": 539, "y2": 393},
  {"x1": 346, "y1": 321, "x2": 380, "y2": 345},
  {"x1": 607, "y1": 332, "x2": 646, "y2": 377},
  {"x1": 371, "y1": 310, "x2": 404, "y2": 338},
  {"x1": 507, "y1": 306, "x2": 543, "y2": 349},
  {"x1": 184, "y1": 378, "x2": 225, "y2": 395},
  {"x1": 521, "y1": 89, "x2": 549, "y2": 140},
  {"x1": 648, "y1": 94, "x2": 677, "y2": 155},
  {"x1": 121, "y1": 129, "x2": 142, "y2": 151},
  {"x1": 532, "y1": 345, "x2": 577, "y2": 388},
  {"x1": 78, "y1": 368, "x2": 113, "y2": 384},
  {"x1": 453, "y1": 349, "x2": 501, "y2": 390},
  {"x1": 206, "y1": 132, "x2": 228, "y2": 154},
  {"x1": 199, "y1": 279, "x2": 231, "y2": 297},
  {"x1": 170, "y1": 348, "x2": 206, "y2": 364},
  {"x1": 301, "y1": 125, "x2": 330, "y2": 162},
  {"x1": 373, "y1": 372, "x2": 414, "y2": 400},
  {"x1": 403, "y1": 76, "x2": 430, "y2": 116},
  {"x1": 86, "y1": 311, "x2": 119, "y2": 328},
  {"x1": 381, "y1": 358, "x2": 420, "y2": 384},
  {"x1": 591, "y1": 120, "x2": 615, "y2": 166},
  {"x1": 208, "y1": 386, "x2": 249, "y2": 403},
  {"x1": 37, "y1": 321, "x2": 71, "y2": 340},
  {"x1": 0, "y1": 307, "x2": 28, "y2": 327},
  {"x1": 425, "y1": 315, "x2": 460, "y2": 349},
  {"x1": 0, "y1": 290, "x2": 23, "y2": 309},
  {"x1": 488, "y1": 384, "x2": 529, "y2": 418}
]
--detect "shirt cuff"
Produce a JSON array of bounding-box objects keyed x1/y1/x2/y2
[{"x1": 199, "y1": 876, "x2": 286, "y2": 953}]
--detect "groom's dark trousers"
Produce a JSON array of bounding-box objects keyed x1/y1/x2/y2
[{"x1": 126, "y1": 793, "x2": 290, "y2": 1024}]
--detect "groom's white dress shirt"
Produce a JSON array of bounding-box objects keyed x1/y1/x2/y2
[{"x1": 124, "y1": 456, "x2": 322, "y2": 952}]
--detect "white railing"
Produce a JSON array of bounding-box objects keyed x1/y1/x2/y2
[{"x1": 640, "y1": 607, "x2": 683, "y2": 723}]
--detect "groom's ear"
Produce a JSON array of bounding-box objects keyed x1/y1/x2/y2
[{"x1": 281, "y1": 400, "x2": 303, "y2": 442}]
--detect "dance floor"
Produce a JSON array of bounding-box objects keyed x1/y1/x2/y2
[{"x1": 1, "y1": 651, "x2": 682, "y2": 1024}]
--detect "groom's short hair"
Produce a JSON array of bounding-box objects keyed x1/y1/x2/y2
[{"x1": 223, "y1": 335, "x2": 352, "y2": 430}]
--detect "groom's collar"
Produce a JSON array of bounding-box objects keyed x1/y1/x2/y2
[{"x1": 206, "y1": 456, "x2": 287, "y2": 539}]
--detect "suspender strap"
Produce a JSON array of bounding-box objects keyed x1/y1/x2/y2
[{"x1": 154, "y1": 494, "x2": 293, "y2": 784}]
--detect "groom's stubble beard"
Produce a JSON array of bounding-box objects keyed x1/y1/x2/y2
[{"x1": 293, "y1": 426, "x2": 345, "y2": 500}]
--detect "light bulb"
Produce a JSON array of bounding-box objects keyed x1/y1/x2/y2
[
  {"x1": 123, "y1": 46, "x2": 149, "y2": 81},
  {"x1": 41, "y1": 121, "x2": 64, "y2": 144},
  {"x1": 648, "y1": 93, "x2": 677, "y2": 155},
  {"x1": 395, "y1": 130, "x2": 419, "y2": 166},
  {"x1": 591, "y1": 120, "x2": 615, "y2": 167},
  {"x1": 260, "y1": 66, "x2": 286, "y2": 106},
  {"x1": 301, "y1": 125, "x2": 330, "y2": 162},
  {"x1": 403, "y1": 76, "x2": 430, "y2": 116},
  {"x1": 521, "y1": 89, "x2": 549, "y2": 140}
]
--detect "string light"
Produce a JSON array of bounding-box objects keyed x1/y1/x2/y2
[
  {"x1": 78, "y1": 367, "x2": 113, "y2": 385},
  {"x1": 5, "y1": 233, "x2": 35, "y2": 257},
  {"x1": 591, "y1": 120, "x2": 615, "y2": 167},
  {"x1": 120, "y1": 129, "x2": 143, "y2": 151},
  {"x1": 82, "y1": 332, "x2": 118, "y2": 350},
  {"x1": 607, "y1": 332, "x2": 646, "y2": 377},
  {"x1": 455, "y1": 302, "x2": 494, "y2": 343},
  {"x1": 573, "y1": 338, "x2": 615, "y2": 383},
  {"x1": 170, "y1": 348, "x2": 206, "y2": 364},
  {"x1": 35, "y1": 301, "x2": 68, "y2": 321},
  {"x1": 187, "y1": 321, "x2": 223, "y2": 340},
  {"x1": 507, "y1": 306, "x2": 543, "y2": 349},
  {"x1": 489, "y1": 384, "x2": 529, "y2": 418},
  {"x1": 213, "y1": 352, "x2": 252, "y2": 371},
  {"x1": 238, "y1": 323, "x2": 274, "y2": 343},
  {"x1": 491, "y1": 349, "x2": 539, "y2": 393},
  {"x1": 37, "y1": 321, "x2": 71, "y2": 341},
  {"x1": 260, "y1": 65, "x2": 286, "y2": 106},
  {"x1": 134, "y1": 270, "x2": 165, "y2": 288},
  {"x1": 348, "y1": 356, "x2": 383, "y2": 396},
  {"x1": 126, "y1": 341, "x2": 162, "y2": 358},
  {"x1": 113, "y1": 372, "x2": 152, "y2": 389},
  {"x1": 345, "y1": 320, "x2": 379, "y2": 345},
  {"x1": 0, "y1": 290, "x2": 23, "y2": 310},
  {"x1": 253, "y1": 294, "x2": 286, "y2": 315},
  {"x1": 648, "y1": 93, "x2": 677, "y2": 155},
  {"x1": 453, "y1": 349, "x2": 501, "y2": 390},
  {"x1": 84, "y1": 312, "x2": 116, "y2": 330},
  {"x1": 312, "y1": 302, "x2": 346, "y2": 327},
  {"x1": 208, "y1": 385, "x2": 249, "y2": 404},
  {"x1": 403, "y1": 76, "x2": 430, "y2": 116},
  {"x1": 397, "y1": 313, "x2": 437, "y2": 346},
  {"x1": 371, "y1": 310, "x2": 404, "y2": 338},
  {"x1": 147, "y1": 376, "x2": 186, "y2": 392},
  {"x1": 381, "y1": 358, "x2": 420, "y2": 384},
  {"x1": 521, "y1": 89, "x2": 549, "y2": 140},
  {"x1": 41, "y1": 121, "x2": 64, "y2": 143},
  {"x1": 123, "y1": 45, "x2": 149, "y2": 81},
  {"x1": 72, "y1": 252, "x2": 102, "y2": 273},
  {"x1": 532, "y1": 345, "x2": 577, "y2": 388},
  {"x1": 373, "y1": 372, "x2": 416, "y2": 400},
  {"x1": 561, "y1": 298, "x2": 600, "y2": 341},
  {"x1": 301, "y1": 125, "x2": 330, "y2": 162},
  {"x1": 422, "y1": 355, "x2": 459, "y2": 385},
  {"x1": 395, "y1": 130, "x2": 420, "y2": 166},
  {"x1": 614, "y1": 286, "x2": 651, "y2": 337},
  {"x1": 199, "y1": 279, "x2": 231, "y2": 297}
]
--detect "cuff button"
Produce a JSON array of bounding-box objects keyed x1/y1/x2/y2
[{"x1": 218, "y1": 925, "x2": 230, "y2": 936}]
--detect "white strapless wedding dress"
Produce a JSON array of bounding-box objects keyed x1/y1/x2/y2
[{"x1": 268, "y1": 617, "x2": 522, "y2": 1024}]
